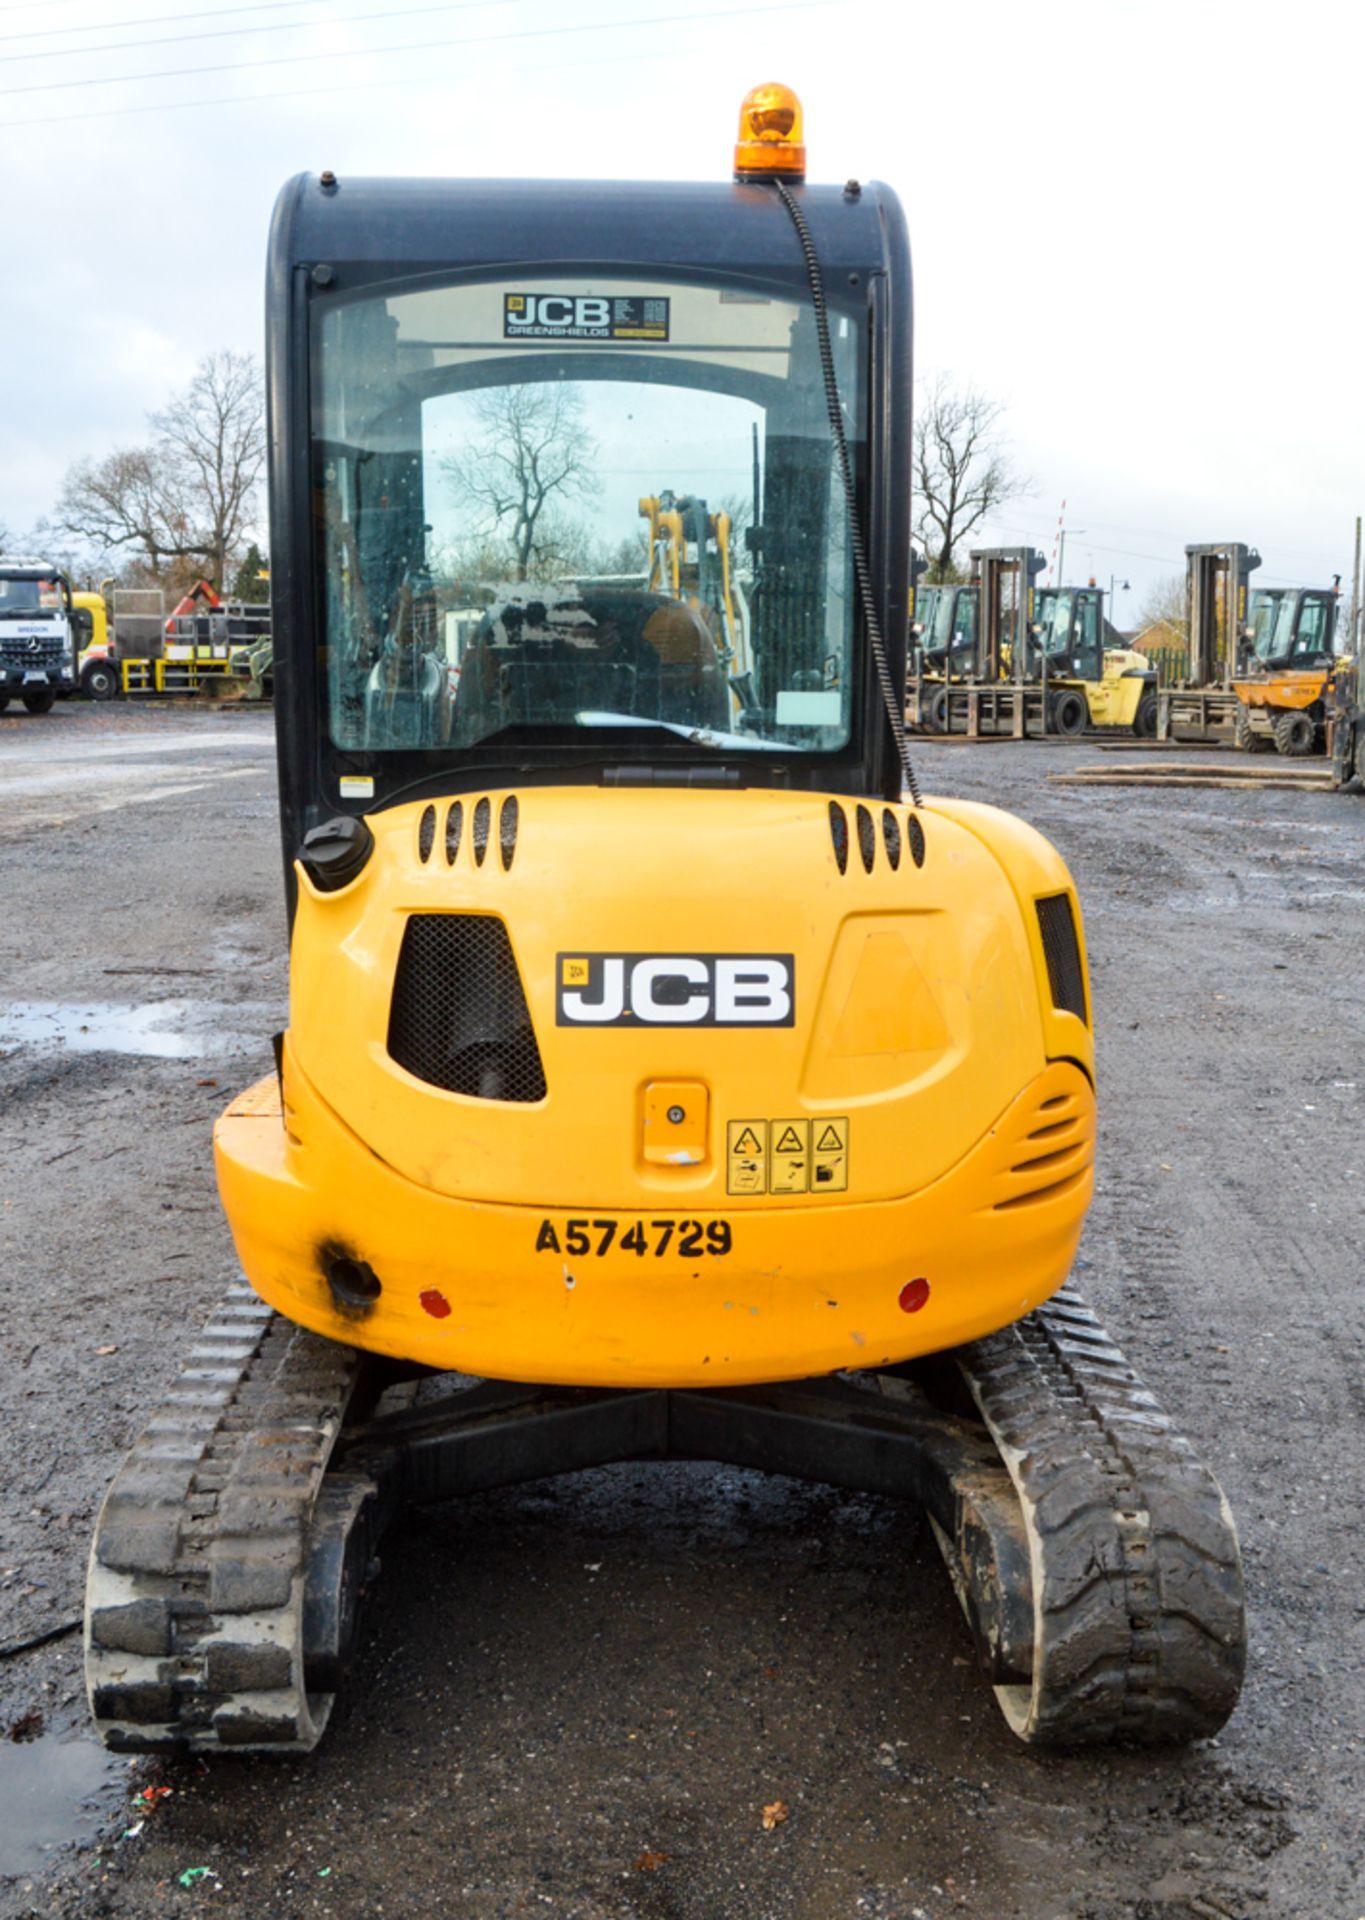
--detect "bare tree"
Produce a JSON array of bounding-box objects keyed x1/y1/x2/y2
[
  {"x1": 1135, "y1": 573, "x2": 1188, "y2": 642},
  {"x1": 443, "y1": 385, "x2": 599, "y2": 580},
  {"x1": 51, "y1": 350, "x2": 265, "y2": 590},
  {"x1": 151, "y1": 350, "x2": 266, "y2": 587},
  {"x1": 913, "y1": 375, "x2": 1029, "y2": 581},
  {"x1": 53, "y1": 447, "x2": 193, "y2": 579}
]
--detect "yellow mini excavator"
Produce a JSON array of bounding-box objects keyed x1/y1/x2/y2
[{"x1": 86, "y1": 86, "x2": 1245, "y2": 1754}]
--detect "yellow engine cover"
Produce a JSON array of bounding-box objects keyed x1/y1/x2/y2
[
  {"x1": 1076, "y1": 650, "x2": 1151, "y2": 728},
  {"x1": 215, "y1": 788, "x2": 1095, "y2": 1386}
]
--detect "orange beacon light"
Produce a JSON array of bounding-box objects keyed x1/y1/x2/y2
[{"x1": 733, "y1": 82, "x2": 806, "y2": 181}]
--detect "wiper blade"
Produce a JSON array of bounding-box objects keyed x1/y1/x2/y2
[{"x1": 574, "y1": 710, "x2": 790, "y2": 752}]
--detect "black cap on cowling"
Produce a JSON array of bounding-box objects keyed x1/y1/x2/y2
[{"x1": 299, "y1": 815, "x2": 374, "y2": 892}]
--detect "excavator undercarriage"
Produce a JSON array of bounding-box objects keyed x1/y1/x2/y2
[{"x1": 87, "y1": 1284, "x2": 1244, "y2": 1753}]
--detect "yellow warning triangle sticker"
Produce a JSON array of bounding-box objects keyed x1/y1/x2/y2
[
  {"x1": 774, "y1": 1126, "x2": 804, "y2": 1153},
  {"x1": 733, "y1": 1127, "x2": 763, "y2": 1155},
  {"x1": 815, "y1": 1124, "x2": 844, "y2": 1153}
]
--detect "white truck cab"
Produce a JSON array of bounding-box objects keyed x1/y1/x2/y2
[{"x1": 0, "y1": 557, "x2": 79, "y2": 713}]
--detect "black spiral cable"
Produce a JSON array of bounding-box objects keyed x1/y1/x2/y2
[{"x1": 773, "y1": 180, "x2": 922, "y2": 809}]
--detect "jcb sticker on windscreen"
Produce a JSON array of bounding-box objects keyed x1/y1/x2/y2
[
  {"x1": 504, "y1": 293, "x2": 670, "y2": 341},
  {"x1": 556, "y1": 954, "x2": 794, "y2": 1028}
]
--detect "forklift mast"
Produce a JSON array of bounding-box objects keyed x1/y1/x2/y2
[
  {"x1": 1185, "y1": 542, "x2": 1261, "y2": 686},
  {"x1": 970, "y1": 547, "x2": 1046, "y2": 681}
]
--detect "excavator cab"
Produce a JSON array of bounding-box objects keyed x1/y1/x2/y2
[
  {"x1": 85, "y1": 88, "x2": 1244, "y2": 1761},
  {"x1": 270, "y1": 171, "x2": 909, "y2": 850}
]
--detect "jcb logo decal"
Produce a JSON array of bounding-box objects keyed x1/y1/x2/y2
[
  {"x1": 556, "y1": 953, "x2": 794, "y2": 1028},
  {"x1": 504, "y1": 292, "x2": 670, "y2": 341},
  {"x1": 509, "y1": 294, "x2": 612, "y2": 332}
]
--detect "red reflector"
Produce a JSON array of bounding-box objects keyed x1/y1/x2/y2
[
  {"x1": 419, "y1": 1288, "x2": 452, "y2": 1319},
  {"x1": 898, "y1": 1277, "x2": 930, "y2": 1314}
]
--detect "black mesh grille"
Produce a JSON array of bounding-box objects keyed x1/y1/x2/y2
[
  {"x1": 882, "y1": 809, "x2": 902, "y2": 870},
  {"x1": 1036, "y1": 894, "x2": 1088, "y2": 1023},
  {"x1": 855, "y1": 804, "x2": 876, "y2": 873},
  {"x1": 388, "y1": 915, "x2": 547, "y2": 1102},
  {"x1": 828, "y1": 802, "x2": 849, "y2": 873}
]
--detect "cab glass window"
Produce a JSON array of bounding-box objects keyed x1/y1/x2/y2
[
  {"x1": 312, "y1": 275, "x2": 863, "y2": 758},
  {"x1": 1292, "y1": 598, "x2": 1327, "y2": 657}
]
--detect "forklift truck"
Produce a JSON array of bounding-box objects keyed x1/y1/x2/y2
[
  {"x1": 85, "y1": 86, "x2": 1244, "y2": 1756},
  {"x1": 906, "y1": 547, "x2": 1051, "y2": 736},
  {"x1": 1031, "y1": 585, "x2": 1157, "y2": 734},
  {"x1": 908, "y1": 555, "x2": 1155, "y2": 737}
]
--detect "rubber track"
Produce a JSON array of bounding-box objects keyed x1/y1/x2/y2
[
  {"x1": 85, "y1": 1285, "x2": 363, "y2": 1754},
  {"x1": 953, "y1": 1285, "x2": 1246, "y2": 1745}
]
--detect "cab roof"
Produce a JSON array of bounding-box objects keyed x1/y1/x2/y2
[{"x1": 269, "y1": 175, "x2": 906, "y2": 300}]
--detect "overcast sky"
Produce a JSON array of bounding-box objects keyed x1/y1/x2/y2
[{"x1": 2, "y1": 0, "x2": 1359, "y2": 619}]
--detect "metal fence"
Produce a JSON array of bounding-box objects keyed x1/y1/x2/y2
[{"x1": 1144, "y1": 645, "x2": 1189, "y2": 686}]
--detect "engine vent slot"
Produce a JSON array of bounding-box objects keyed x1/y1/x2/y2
[
  {"x1": 417, "y1": 805, "x2": 436, "y2": 863},
  {"x1": 388, "y1": 914, "x2": 547, "y2": 1103},
  {"x1": 993, "y1": 1170, "x2": 1089, "y2": 1212},
  {"x1": 1036, "y1": 893, "x2": 1088, "y2": 1023},
  {"x1": 472, "y1": 797, "x2": 491, "y2": 867},
  {"x1": 882, "y1": 809, "x2": 901, "y2": 870},
  {"x1": 499, "y1": 795, "x2": 519, "y2": 870},
  {"x1": 907, "y1": 814, "x2": 926, "y2": 868},
  {"x1": 828, "y1": 802, "x2": 849, "y2": 874},
  {"x1": 855, "y1": 804, "x2": 876, "y2": 873},
  {"x1": 445, "y1": 801, "x2": 463, "y2": 865}
]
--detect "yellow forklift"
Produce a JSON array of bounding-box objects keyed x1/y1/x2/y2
[
  {"x1": 909, "y1": 556, "x2": 1156, "y2": 736},
  {"x1": 1031, "y1": 584, "x2": 1158, "y2": 735},
  {"x1": 85, "y1": 85, "x2": 1244, "y2": 1755}
]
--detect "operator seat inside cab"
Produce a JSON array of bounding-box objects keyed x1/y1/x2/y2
[{"x1": 452, "y1": 589, "x2": 729, "y2": 741}]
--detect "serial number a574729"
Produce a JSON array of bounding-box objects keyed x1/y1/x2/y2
[{"x1": 534, "y1": 1217, "x2": 731, "y2": 1258}]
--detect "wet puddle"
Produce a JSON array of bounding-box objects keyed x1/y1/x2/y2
[
  {"x1": 1, "y1": 999, "x2": 240, "y2": 1059},
  {"x1": 0, "y1": 1727, "x2": 122, "y2": 1878}
]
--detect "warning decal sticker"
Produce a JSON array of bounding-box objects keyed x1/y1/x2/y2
[
  {"x1": 727, "y1": 1122, "x2": 767, "y2": 1195},
  {"x1": 726, "y1": 1117, "x2": 849, "y2": 1195},
  {"x1": 504, "y1": 293, "x2": 670, "y2": 342},
  {"x1": 811, "y1": 1118, "x2": 849, "y2": 1193},
  {"x1": 769, "y1": 1120, "x2": 809, "y2": 1195}
]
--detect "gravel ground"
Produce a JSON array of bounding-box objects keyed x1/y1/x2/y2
[{"x1": 0, "y1": 702, "x2": 1360, "y2": 1920}]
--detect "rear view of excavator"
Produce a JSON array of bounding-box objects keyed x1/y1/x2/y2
[{"x1": 85, "y1": 86, "x2": 1245, "y2": 1756}]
